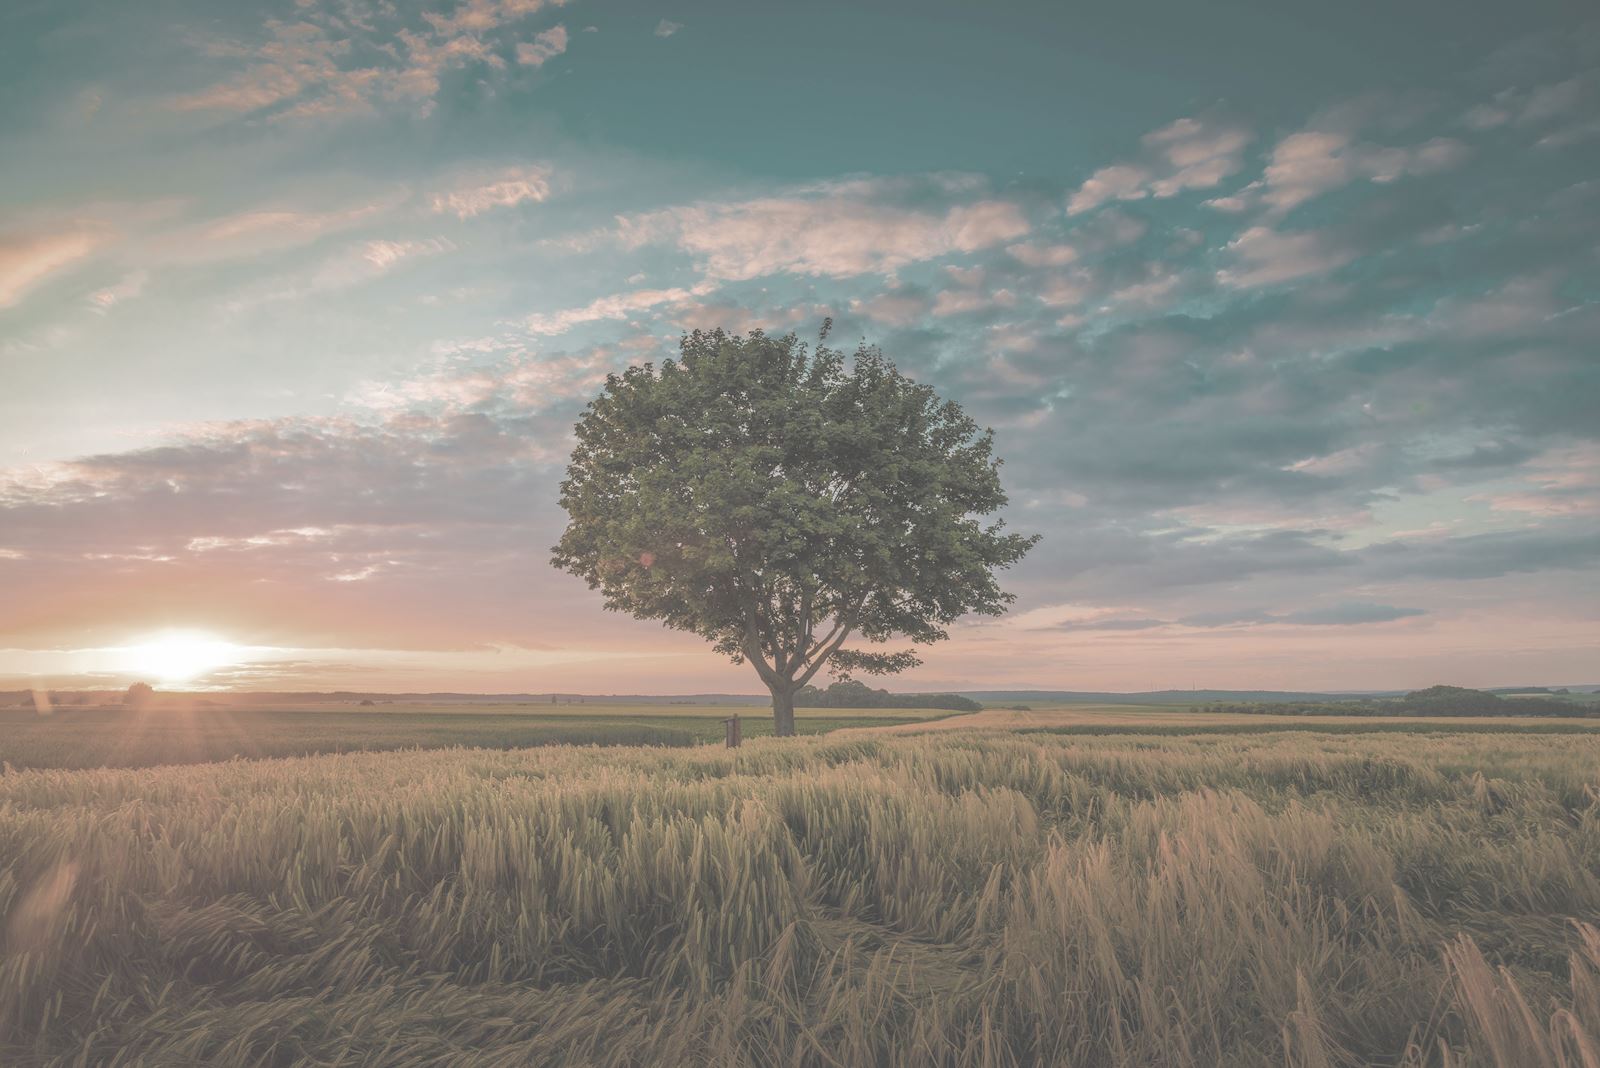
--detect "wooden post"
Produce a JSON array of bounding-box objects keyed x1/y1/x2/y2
[{"x1": 723, "y1": 714, "x2": 742, "y2": 748}]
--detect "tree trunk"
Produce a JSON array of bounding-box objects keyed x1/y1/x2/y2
[{"x1": 770, "y1": 685, "x2": 796, "y2": 737}]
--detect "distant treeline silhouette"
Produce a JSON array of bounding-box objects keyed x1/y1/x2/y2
[
  {"x1": 794, "y1": 678, "x2": 982, "y2": 711},
  {"x1": 1203, "y1": 685, "x2": 1595, "y2": 718}
]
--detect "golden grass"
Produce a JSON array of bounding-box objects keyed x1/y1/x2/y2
[{"x1": 1, "y1": 729, "x2": 1597, "y2": 1065}]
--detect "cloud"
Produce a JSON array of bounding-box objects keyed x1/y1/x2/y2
[
  {"x1": 180, "y1": 197, "x2": 403, "y2": 260},
  {"x1": 848, "y1": 290, "x2": 932, "y2": 326},
  {"x1": 224, "y1": 236, "x2": 454, "y2": 310},
  {"x1": 1277, "y1": 603, "x2": 1427, "y2": 625},
  {"x1": 1261, "y1": 130, "x2": 1469, "y2": 213},
  {"x1": 669, "y1": 299, "x2": 832, "y2": 336},
  {"x1": 356, "y1": 237, "x2": 453, "y2": 272},
  {"x1": 929, "y1": 265, "x2": 1018, "y2": 317},
  {"x1": 655, "y1": 19, "x2": 683, "y2": 38},
  {"x1": 0, "y1": 345, "x2": 642, "y2": 650},
  {"x1": 1465, "y1": 443, "x2": 1600, "y2": 517},
  {"x1": 597, "y1": 178, "x2": 1030, "y2": 281},
  {"x1": 1066, "y1": 164, "x2": 1151, "y2": 216},
  {"x1": 173, "y1": 0, "x2": 571, "y2": 120},
  {"x1": 1203, "y1": 184, "x2": 1261, "y2": 213},
  {"x1": 0, "y1": 229, "x2": 101, "y2": 307},
  {"x1": 1173, "y1": 603, "x2": 1425, "y2": 627},
  {"x1": 523, "y1": 284, "x2": 712, "y2": 335},
  {"x1": 1067, "y1": 115, "x2": 1253, "y2": 215},
  {"x1": 516, "y1": 24, "x2": 568, "y2": 66},
  {"x1": 1050, "y1": 617, "x2": 1168, "y2": 632},
  {"x1": 350, "y1": 347, "x2": 620, "y2": 412},
  {"x1": 1216, "y1": 226, "x2": 1356, "y2": 288},
  {"x1": 1043, "y1": 602, "x2": 1423, "y2": 631},
  {"x1": 1142, "y1": 117, "x2": 1255, "y2": 195},
  {"x1": 1463, "y1": 75, "x2": 1592, "y2": 130},
  {"x1": 87, "y1": 270, "x2": 149, "y2": 312},
  {"x1": 1006, "y1": 242, "x2": 1078, "y2": 267},
  {"x1": 430, "y1": 165, "x2": 553, "y2": 218},
  {"x1": 1361, "y1": 527, "x2": 1600, "y2": 581}
]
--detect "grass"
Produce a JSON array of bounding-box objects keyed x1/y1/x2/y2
[
  {"x1": 0, "y1": 705, "x2": 950, "y2": 770},
  {"x1": 2, "y1": 727, "x2": 1597, "y2": 1065},
  {"x1": 1025, "y1": 719, "x2": 1600, "y2": 737}
]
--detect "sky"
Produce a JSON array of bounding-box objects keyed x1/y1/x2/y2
[{"x1": 1, "y1": 0, "x2": 1597, "y2": 694}]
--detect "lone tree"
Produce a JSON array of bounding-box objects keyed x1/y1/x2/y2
[
  {"x1": 124, "y1": 682, "x2": 154, "y2": 708},
  {"x1": 552, "y1": 326, "x2": 1038, "y2": 736}
]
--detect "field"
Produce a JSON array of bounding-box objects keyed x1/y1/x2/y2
[
  {"x1": 3, "y1": 716, "x2": 1598, "y2": 1066},
  {"x1": 849, "y1": 701, "x2": 1600, "y2": 736},
  {"x1": 0, "y1": 704, "x2": 952, "y2": 771}
]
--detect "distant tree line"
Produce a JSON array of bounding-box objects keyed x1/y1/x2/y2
[
  {"x1": 793, "y1": 678, "x2": 982, "y2": 712},
  {"x1": 1202, "y1": 685, "x2": 1597, "y2": 718}
]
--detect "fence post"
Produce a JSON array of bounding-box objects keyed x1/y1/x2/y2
[{"x1": 723, "y1": 714, "x2": 742, "y2": 748}]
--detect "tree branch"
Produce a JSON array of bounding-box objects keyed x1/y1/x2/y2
[
  {"x1": 740, "y1": 604, "x2": 780, "y2": 688},
  {"x1": 794, "y1": 622, "x2": 855, "y2": 688}
]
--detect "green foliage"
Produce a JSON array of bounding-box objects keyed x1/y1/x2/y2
[
  {"x1": 793, "y1": 678, "x2": 982, "y2": 711},
  {"x1": 1202, "y1": 684, "x2": 1593, "y2": 718},
  {"x1": 0, "y1": 709, "x2": 699, "y2": 769},
  {"x1": 0, "y1": 707, "x2": 964, "y2": 770},
  {"x1": 551, "y1": 326, "x2": 1036, "y2": 732},
  {"x1": 1397, "y1": 684, "x2": 1529, "y2": 715},
  {"x1": 2, "y1": 730, "x2": 1599, "y2": 1065}
]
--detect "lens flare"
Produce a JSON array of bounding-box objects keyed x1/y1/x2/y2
[{"x1": 121, "y1": 631, "x2": 240, "y2": 683}]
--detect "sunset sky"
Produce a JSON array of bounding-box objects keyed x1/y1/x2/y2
[{"x1": 2, "y1": 0, "x2": 1597, "y2": 693}]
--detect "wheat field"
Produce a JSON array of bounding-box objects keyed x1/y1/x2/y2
[{"x1": 2, "y1": 729, "x2": 1598, "y2": 1066}]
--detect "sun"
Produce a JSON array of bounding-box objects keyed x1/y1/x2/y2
[{"x1": 123, "y1": 631, "x2": 241, "y2": 683}]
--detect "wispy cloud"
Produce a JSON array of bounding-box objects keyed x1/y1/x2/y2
[
  {"x1": 225, "y1": 236, "x2": 454, "y2": 310},
  {"x1": 187, "y1": 198, "x2": 402, "y2": 258},
  {"x1": 430, "y1": 165, "x2": 553, "y2": 218},
  {"x1": 523, "y1": 284, "x2": 712, "y2": 335},
  {"x1": 172, "y1": 0, "x2": 571, "y2": 120},
  {"x1": 0, "y1": 229, "x2": 102, "y2": 308},
  {"x1": 87, "y1": 270, "x2": 149, "y2": 312},
  {"x1": 590, "y1": 177, "x2": 1030, "y2": 281}
]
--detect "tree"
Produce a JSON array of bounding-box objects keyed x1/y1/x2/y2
[
  {"x1": 551, "y1": 326, "x2": 1038, "y2": 735},
  {"x1": 123, "y1": 682, "x2": 154, "y2": 708}
]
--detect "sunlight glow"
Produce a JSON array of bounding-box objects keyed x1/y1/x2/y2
[{"x1": 119, "y1": 631, "x2": 242, "y2": 683}]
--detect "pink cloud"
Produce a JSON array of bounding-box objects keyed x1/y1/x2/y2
[
  {"x1": 585, "y1": 178, "x2": 1030, "y2": 282},
  {"x1": 516, "y1": 24, "x2": 568, "y2": 66},
  {"x1": 430, "y1": 165, "x2": 553, "y2": 218},
  {"x1": 1067, "y1": 115, "x2": 1254, "y2": 215},
  {"x1": 1066, "y1": 164, "x2": 1151, "y2": 215},
  {"x1": 848, "y1": 291, "x2": 932, "y2": 326},
  {"x1": 0, "y1": 229, "x2": 101, "y2": 307},
  {"x1": 1261, "y1": 130, "x2": 1468, "y2": 213},
  {"x1": 523, "y1": 284, "x2": 712, "y2": 336},
  {"x1": 173, "y1": 0, "x2": 571, "y2": 120},
  {"x1": 1216, "y1": 226, "x2": 1357, "y2": 288}
]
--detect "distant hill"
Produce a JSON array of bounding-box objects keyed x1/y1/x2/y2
[
  {"x1": 955, "y1": 689, "x2": 1396, "y2": 706},
  {"x1": 1200, "y1": 685, "x2": 1597, "y2": 718}
]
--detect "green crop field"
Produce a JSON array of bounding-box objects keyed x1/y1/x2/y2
[
  {"x1": 2, "y1": 724, "x2": 1597, "y2": 1066},
  {"x1": 0, "y1": 704, "x2": 956, "y2": 771}
]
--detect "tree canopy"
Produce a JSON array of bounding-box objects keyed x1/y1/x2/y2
[
  {"x1": 794, "y1": 678, "x2": 982, "y2": 712},
  {"x1": 551, "y1": 326, "x2": 1037, "y2": 734}
]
